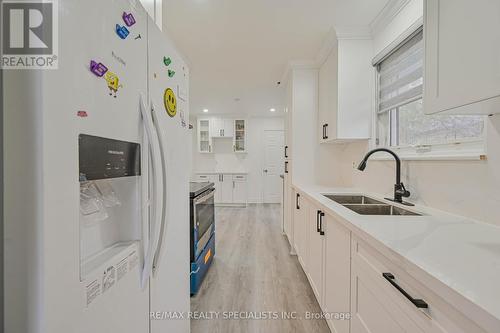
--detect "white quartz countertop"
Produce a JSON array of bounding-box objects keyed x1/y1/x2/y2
[
  {"x1": 194, "y1": 170, "x2": 248, "y2": 174},
  {"x1": 293, "y1": 184, "x2": 500, "y2": 331}
]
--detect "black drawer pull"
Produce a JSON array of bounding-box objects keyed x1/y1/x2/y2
[
  {"x1": 296, "y1": 193, "x2": 300, "y2": 210},
  {"x1": 382, "y1": 273, "x2": 428, "y2": 309}
]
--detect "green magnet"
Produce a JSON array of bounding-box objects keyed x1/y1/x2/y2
[
  {"x1": 168, "y1": 70, "x2": 175, "y2": 77},
  {"x1": 163, "y1": 56, "x2": 172, "y2": 66}
]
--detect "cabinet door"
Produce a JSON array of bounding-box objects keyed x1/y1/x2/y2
[
  {"x1": 351, "y1": 241, "x2": 425, "y2": 333},
  {"x1": 198, "y1": 119, "x2": 212, "y2": 153},
  {"x1": 318, "y1": 46, "x2": 337, "y2": 143},
  {"x1": 293, "y1": 193, "x2": 308, "y2": 269},
  {"x1": 424, "y1": 0, "x2": 500, "y2": 115},
  {"x1": 283, "y1": 174, "x2": 292, "y2": 241},
  {"x1": 308, "y1": 205, "x2": 324, "y2": 306},
  {"x1": 220, "y1": 174, "x2": 233, "y2": 203},
  {"x1": 323, "y1": 214, "x2": 350, "y2": 333},
  {"x1": 223, "y1": 119, "x2": 234, "y2": 138},
  {"x1": 284, "y1": 80, "x2": 292, "y2": 159},
  {"x1": 233, "y1": 119, "x2": 246, "y2": 152},
  {"x1": 232, "y1": 178, "x2": 247, "y2": 204},
  {"x1": 211, "y1": 118, "x2": 223, "y2": 138},
  {"x1": 213, "y1": 174, "x2": 222, "y2": 203}
]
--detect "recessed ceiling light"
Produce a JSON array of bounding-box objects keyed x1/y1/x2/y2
[
  {"x1": 270, "y1": 108, "x2": 276, "y2": 112},
  {"x1": 203, "y1": 109, "x2": 209, "y2": 113}
]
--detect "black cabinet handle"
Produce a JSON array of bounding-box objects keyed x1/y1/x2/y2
[
  {"x1": 316, "y1": 210, "x2": 321, "y2": 232},
  {"x1": 324, "y1": 124, "x2": 328, "y2": 140},
  {"x1": 382, "y1": 273, "x2": 428, "y2": 309},
  {"x1": 285, "y1": 161, "x2": 289, "y2": 174},
  {"x1": 319, "y1": 211, "x2": 325, "y2": 235},
  {"x1": 285, "y1": 145, "x2": 288, "y2": 158},
  {"x1": 296, "y1": 193, "x2": 300, "y2": 209},
  {"x1": 322, "y1": 124, "x2": 326, "y2": 140}
]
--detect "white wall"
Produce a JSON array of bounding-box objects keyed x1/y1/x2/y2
[
  {"x1": 191, "y1": 116, "x2": 284, "y2": 203},
  {"x1": 317, "y1": 0, "x2": 500, "y2": 226}
]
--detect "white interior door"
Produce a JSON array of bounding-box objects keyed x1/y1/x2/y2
[{"x1": 263, "y1": 130, "x2": 285, "y2": 203}]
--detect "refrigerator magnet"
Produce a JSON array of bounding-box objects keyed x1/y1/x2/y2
[
  {"x1": 116, "y1": 24, "x2": 130, "y2": 39},
  {"x1": 90, "y1": 60, "x2": 108, "y2": 77},
  {"x1": 104, "y1": 72, "x2": 123, "y2": 98},
  {"x1": 168, "y1": 69, "x2": 175, "y2": 78},
  {"x1": 122, "y1": 12, "x2": 136, "y2": 27},
  {"x1": 164, "y1": 88, "x2": 177, "y2": 117},
  {"x1": 163, "y1": 56, "x2": 172, "y2": 66}
]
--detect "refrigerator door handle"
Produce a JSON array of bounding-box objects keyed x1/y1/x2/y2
[
  {"x1": 139, "y1": 95, "x2": 163, "y2": 288},
  {"x1": 151, "y1": 102, "x2": 168, "y2": 276}
]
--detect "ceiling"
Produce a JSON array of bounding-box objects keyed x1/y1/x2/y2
[{"x1": 164, "y1": 0, "x2": 389, "y2": 117}]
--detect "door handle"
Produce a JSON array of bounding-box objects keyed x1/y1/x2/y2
[
  {"x1": 324, "y1": 124, "x2": 328, "y2": 140},
  {"x1": 382, "y1": 273, "x2": 428, "y2": 309},
  {"x1": 284, "y1": 145, "x2": 288, "y2": 158},
  {"x1": 296, "y1": 193, "x2": 300, "y2": 210},
  {"x1": 139, "y1": 96, "x2": 167, "y2": 288},
  {"x1": 285, "y1": 161, "x2": 288, "y2": 174},
  {"x1": 322, "y1": 124, "x2": 326, "y2": 140}
]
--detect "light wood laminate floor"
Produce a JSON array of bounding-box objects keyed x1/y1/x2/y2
[{"x1": 191, "y1": 204, "x2": 330, "y2": 333}]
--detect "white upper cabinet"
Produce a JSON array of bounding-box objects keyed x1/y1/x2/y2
[
  {"x1": 211, "y1": 118, "x2": 234, "y2": 138},
  {"x1": 318, "y1": 33, "x2": 374, "y2": 142},
  {"x1": 197, "y1": 118, "x2": 212, "y2": 153},
  {"x1": 424, "y1": 0, "x2": 500, "y2": 115},
  {"x1": 233, "y1": 119, "x2": 247, "y2": 153}
]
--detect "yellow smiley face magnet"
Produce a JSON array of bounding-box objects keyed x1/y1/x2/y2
[{"x1": 164, "y1": 88, "x2": 177, "y2": 117}]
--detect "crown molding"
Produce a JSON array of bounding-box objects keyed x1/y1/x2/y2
[
  {"x1": 370, "y1": 0, "x2": 412, "y2": 35},
  {"x1": 315, "y1": 28, "x2": 338, "y2": 67},
  {"x1": 280, "y1": 60, "x2": 319, "y2": 84},
  {"x1": 335, "y1": 25, "x2": 372, "y2": 40}
]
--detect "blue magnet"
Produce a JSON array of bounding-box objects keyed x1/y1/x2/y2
[{"x1": 116, "y1": 24, "x2": 130, "y2": 39}]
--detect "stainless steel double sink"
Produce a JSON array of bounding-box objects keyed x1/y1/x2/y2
[{"x1": 323, "y1": 195, "x2": 422, "y2": 216}]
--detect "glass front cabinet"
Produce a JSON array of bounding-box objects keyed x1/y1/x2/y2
[
  {"x1": 198, "y1": 118, "x2": 212, "y2": 153},
  {"x1": 233, "y1": 119, "x2": 247, "y2": 153}
]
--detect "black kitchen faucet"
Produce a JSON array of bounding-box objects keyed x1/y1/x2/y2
[{"x1": 357, "y1": 148, "x2": 414, "y2": 206}]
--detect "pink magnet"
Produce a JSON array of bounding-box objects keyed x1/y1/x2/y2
[
  {"x1": 123, "y1": 12, "x2": 136, "y2": 27},
  {"x1": 90, "y1": 60, "x2": 108, "y2": 77}
]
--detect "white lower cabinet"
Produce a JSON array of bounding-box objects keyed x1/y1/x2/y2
[
  {"x1": 307, "y1": 204, "x2": 325, "y2": 306},
  {"x1": 196, "y1": 173, "x2": 247, "y2": 205},
  {"x1": 293, "y1": 192, "x2": 308, "y2": 269},
  {"x1": 350, "y1": 237, "x2": 484, "y2": 333},
  {"x1": 232, "y1": 175, "x2": 247, "y2": 204},
  {"x1": 219, "y1": 174, "x2": 233, "y2": 203},
  {"x1": 323, "y1": 213, "x2": 351, "y2": 333},
  {"x1": 290, "y1": 189, "x2": 485, "y2": 333}
]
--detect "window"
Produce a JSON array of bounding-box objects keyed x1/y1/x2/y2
[{"x1": 375, "y1": 28, "x2": 485, "y2": 157}]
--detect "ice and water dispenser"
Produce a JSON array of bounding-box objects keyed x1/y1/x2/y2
[{"x1": 79, "y1": 134, "x2": 143, "y2": 280}]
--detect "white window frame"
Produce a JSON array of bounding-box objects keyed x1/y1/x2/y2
[{"x1": 370, "y1": 24, "x2": 487, "y2": 161}]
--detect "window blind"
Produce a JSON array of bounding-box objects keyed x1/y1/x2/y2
[{"x1": 378, "y1": 30, "x2": 423, "y2": 114}]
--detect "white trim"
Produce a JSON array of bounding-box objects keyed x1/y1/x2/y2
[
  {"x1": 370, "y1": 0, "x2": 413, "y2": 35},
  {"x1": 315, "y1": 28, "x2": 338, "y2": 67},
  {"x1": 334, "y1": 26, "x2": 372, "y2": 40},
  {"x1": 280, "y1": 60, "x2": 318, "y2": 85},
  {"x1": 372, "y1": 18, "x2": 423, "y2": 66}
]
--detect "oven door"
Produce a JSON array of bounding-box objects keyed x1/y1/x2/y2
[{"x1": 193, "y1": 188, "x2": 215, "y2": 260}]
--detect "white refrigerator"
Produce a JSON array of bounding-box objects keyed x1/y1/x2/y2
[{"x1": 3, "y1": 0, "x2": 190, "y2": 332}]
